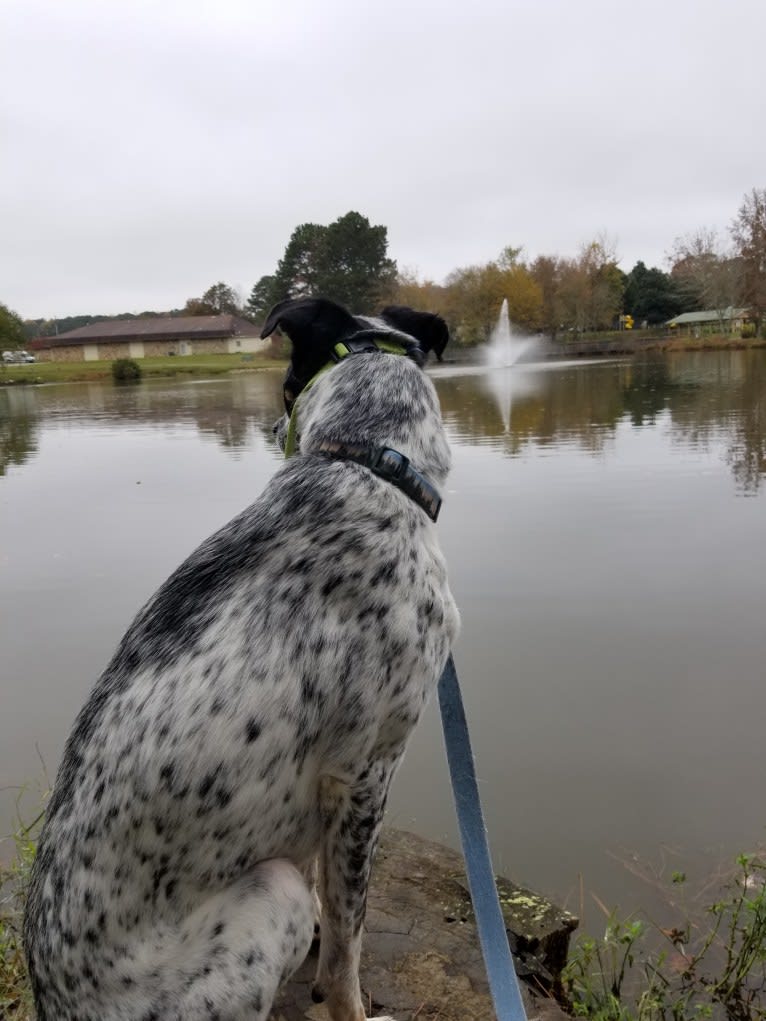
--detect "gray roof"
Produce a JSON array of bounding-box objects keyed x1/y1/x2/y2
[
  {"x1": 667, "y1": 307, "x2": 748, "y2": 326},
  {"x1": 34, "y1": 314, "x2": 259, "y2": 348}
]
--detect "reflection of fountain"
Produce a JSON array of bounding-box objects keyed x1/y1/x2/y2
[
  {"x1": 486, "y1": 298, "x2": 536, "y2": 368},
  {"x1": 483, "y1": 299, "x2": 540, "y2": 431}
]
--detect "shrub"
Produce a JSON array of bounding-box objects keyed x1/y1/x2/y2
[
  {"x1": 111, "y1": 358, "x2": 142, "y2": 383},
  {"x1": 741, "y1": 323, "x2": 757, "y2": 339}
]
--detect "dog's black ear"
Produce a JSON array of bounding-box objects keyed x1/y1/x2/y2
[
  {"x1": 380, "y1": 306, "x2": 450, "y2": 362},
  {"x1": 260, "y1": 297, "x2": 357, "y2": 354}
]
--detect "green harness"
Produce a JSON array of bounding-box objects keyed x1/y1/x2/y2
[
  {"x1": 282, "y1": 334, "x2": 442, "y2": 522},
  {"x1": 283, "y1": 337, "x2": 409, "y2": 459}
]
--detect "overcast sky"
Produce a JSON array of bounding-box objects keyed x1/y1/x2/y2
[{"x1": 3, "y1": 0, "x2": 765, "y2": 319}]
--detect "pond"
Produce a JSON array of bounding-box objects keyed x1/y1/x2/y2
[{"x1": 2, "y1": 349, "x2": 765, "y2": 922}]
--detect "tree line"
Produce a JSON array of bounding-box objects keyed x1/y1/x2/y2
[
  {"x1": 4, "y1": 188, "x2": 764, "y2": 351},
  {"x1": 394, "y1": 186, "x2": 765, "y2": 343}
]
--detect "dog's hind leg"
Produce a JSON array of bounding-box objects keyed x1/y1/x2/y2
[
  {"x1": 301, "y1": 855, "x2": 323, "y2": 944},
  {"x1": 150, "y1": 859, "x2": 314, "y2": 1021},
  {"x1": 313, "y1": 769, "x2": 398, "y2": 1021}
]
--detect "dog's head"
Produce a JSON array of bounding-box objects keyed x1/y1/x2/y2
[{"x1": 261, "y1": 297, "x2": 450, "y2": 449}]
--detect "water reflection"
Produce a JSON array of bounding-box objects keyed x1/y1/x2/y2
[
  {"x1": 2, "y1": 353, "x2": 764, "y2": 492},
  {"x1": 0, "y1": 372, "x2": 285, "y2": 472},
  {"x1": 0, "y1": 388, "x2": 39, "y2": 475},
  {"x1": 434, "y1": 351, "x2": 766, "y2": 493}
]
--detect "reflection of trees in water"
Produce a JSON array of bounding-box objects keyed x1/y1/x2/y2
[
  {"x1": 0, "y1": 373, "x2": 287, "y2": 459},
  {"x1": 195, "y1": 409, "x2": 256, "y2": 451},
  {"x1": 0, "y1": 388, "x2": 39, "y2": 475},
  {"x1": 436, "y1": 362, "x2": 631, "y2": 455},
  {"x1": 435, "y1": 351, "x2": 766, "y2": 493},
  {"x1": 663, "y1": 351, "x2": 766, "y2": 495},
  {"x1": 723, "y1": 358, "x2": 765, "y2": 495},
  {"x1": 2, "y1": 356, "x2": 764, "y2": 491},
  {"x1": 620, "y1": 355, "x2": 687, "y2": 426}
]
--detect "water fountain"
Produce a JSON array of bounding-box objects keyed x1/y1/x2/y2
[
  {"x1": 485, "y1": 298, "x2": 535, "y2": 368},
  {"x1": 483, "y1": 299, "x2": 539, "y2": 432}
]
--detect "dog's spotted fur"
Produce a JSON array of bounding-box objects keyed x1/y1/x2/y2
[{"x1": 24, "y1": 298, "x2": 459, "y2": 1021}]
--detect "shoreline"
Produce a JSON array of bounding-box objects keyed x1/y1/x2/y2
[
  {"x1": 2, "y1": 335, "x2": 764, "y2": 387},
  {"x1": 0, "y1": 827, "x2": 575, "y2": 1021},
  {"x1": 0, "y1": 352, "x2": 287, "y2": 387}
]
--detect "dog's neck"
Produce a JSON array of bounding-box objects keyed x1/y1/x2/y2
[
  {"x1": 314, "y1": 440, "x2": 442, "y2": 522},
  {"x1": 286, "y1": 346, "x2": 452, "y2": 514},
  {"x1": 283, "y1": 332, "x2": 417, "y2": 459}
]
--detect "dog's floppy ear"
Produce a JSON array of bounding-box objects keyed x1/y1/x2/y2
[
  {"x1": 380, "y1": 306, "x2": 450, "y2": 362},
  {"x1": 261, "y1": 297, "x2": 358, "y2": 354}
]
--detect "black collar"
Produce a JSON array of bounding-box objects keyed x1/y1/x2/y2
[{"x1": 315, "y1": 440, "x2": 442, "y2": 522}]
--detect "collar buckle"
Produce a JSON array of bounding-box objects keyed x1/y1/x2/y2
[{"x1": 372, "y1": 447, "x2": 410, "y2": 481}]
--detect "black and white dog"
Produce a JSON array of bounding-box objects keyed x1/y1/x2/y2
[{"x1": 24, "y1": 297, "x2": 459, "y2": 1021}]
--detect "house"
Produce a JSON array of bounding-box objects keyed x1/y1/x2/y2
[
  {"x1": 30, "y1": 314, "x2": 268, "y2": 363},
  {"x1": 666, "y1": 308, "x2": 749, "y2": 333}
]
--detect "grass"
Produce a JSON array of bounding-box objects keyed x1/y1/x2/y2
[
  {"x1": 0, "y1": 809, "x2": 41, "y2": 1021},
  {"x1": 0, "y1": 350, "x2": 287, "y2": 386}
]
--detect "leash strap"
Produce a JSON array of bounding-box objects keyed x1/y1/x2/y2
[{"x1": 438, "y1": 654, "x2": 528, "y2": 1021}]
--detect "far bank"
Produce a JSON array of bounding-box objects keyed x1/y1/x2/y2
[{"x1": 3, "y1": 332, "x2": 766, "y2": 386}]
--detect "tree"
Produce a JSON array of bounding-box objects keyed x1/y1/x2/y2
[
  {"x1": 669, "y1": 229, "x2": 741, "y2": 327},
  {"x1": 184, "y1": 282, "x2": 240, "y2": 316},
  {"x1": 255, "y1": 212, "x2": 398, "y2": 314},
  {"x1": 245, "y1": 275, "x2": 276, "y2": 320},
  {"x1": 183, "y1": 298, "x2": 216, "y2": 316},
  {"x1": 0, "y1": 303, "x2": 25, "y2": 349},
  {"x1": 530, "y1": 255, "x2": 565, "y2": 340},
  {"x1": 315, "y1": 211, "x2": 397, "y2": 309},
  {"x1": 578, "y1": 238, "x2": 625, "y2": 331},
  {"x1": 623, "y1": 261, "x2": 684, "y2": 325},
  {"x1": 270, "y1": 222, "x2": 325, "y2": 303},
  {"x1": 553, "y1": 238, "x2": 624, "y2": 334},
  {"x1": 390, "y1": 270, "x2": 446, "y2": 315},
  {"x1": 441, "y1": 248, "x2": 543, "y2": 344},
  {"x1": 730, "y1": 187, "x2": 766, "y2": 333},
  {"x1": 443, "y1": 263, "x2": 504, "y2": 343}
]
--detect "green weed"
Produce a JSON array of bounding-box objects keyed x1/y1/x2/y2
[
  {"x1": 564, "y1": 855, "x2": 766, "y2": 1020},
  {"x1": 1, "y1": 794, "x2": 45, "y2": 1021}
]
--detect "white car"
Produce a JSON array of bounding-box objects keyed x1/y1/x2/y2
[{"x1": 2, "y1": 350, "x2": 35, "y2": 363}]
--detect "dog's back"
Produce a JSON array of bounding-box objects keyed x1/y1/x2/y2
[{"x1": 25, "y1": 302, "x2": 459, "y2": 1021}]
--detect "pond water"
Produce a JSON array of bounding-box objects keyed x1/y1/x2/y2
[{"x1": 2, "y1": 350, "x2": 765, "y2": 923}]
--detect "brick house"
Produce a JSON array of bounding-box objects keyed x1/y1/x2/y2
[{"x1": 30, "y1": 315, "x2": 268, "y2": 362}]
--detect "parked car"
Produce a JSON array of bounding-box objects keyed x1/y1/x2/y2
[{"x1": 2, "y1": 350, "x2": 35, "y2": 363}]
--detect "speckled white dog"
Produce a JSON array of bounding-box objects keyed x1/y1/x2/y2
[{"x1": 24, "y1": 297, "x2": 459, "y2": 1021}]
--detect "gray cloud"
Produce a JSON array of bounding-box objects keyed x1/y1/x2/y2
[{"x1": 3, "y1": 0, "x2": 764, "y2": 317}]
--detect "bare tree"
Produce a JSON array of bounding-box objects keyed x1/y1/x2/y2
[
  {"x1": 669, "y1": 229, "x2": 741, "y2": 330},
  {"x1": 730, "y1": 187, "x2": 766, "y2": 333}
]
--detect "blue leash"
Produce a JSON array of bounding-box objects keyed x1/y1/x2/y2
[{"x1": 437, "y1": 654, "x2": 528, "y2": 1021}]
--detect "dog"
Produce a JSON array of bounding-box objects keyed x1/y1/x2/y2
[{"x1": 24, "y1": 296, "x2": 459, "y2": 1021}]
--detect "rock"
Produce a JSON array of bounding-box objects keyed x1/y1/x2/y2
[{"x1": 271, "y1": 828, "x2": 577, "y2": 1020}]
